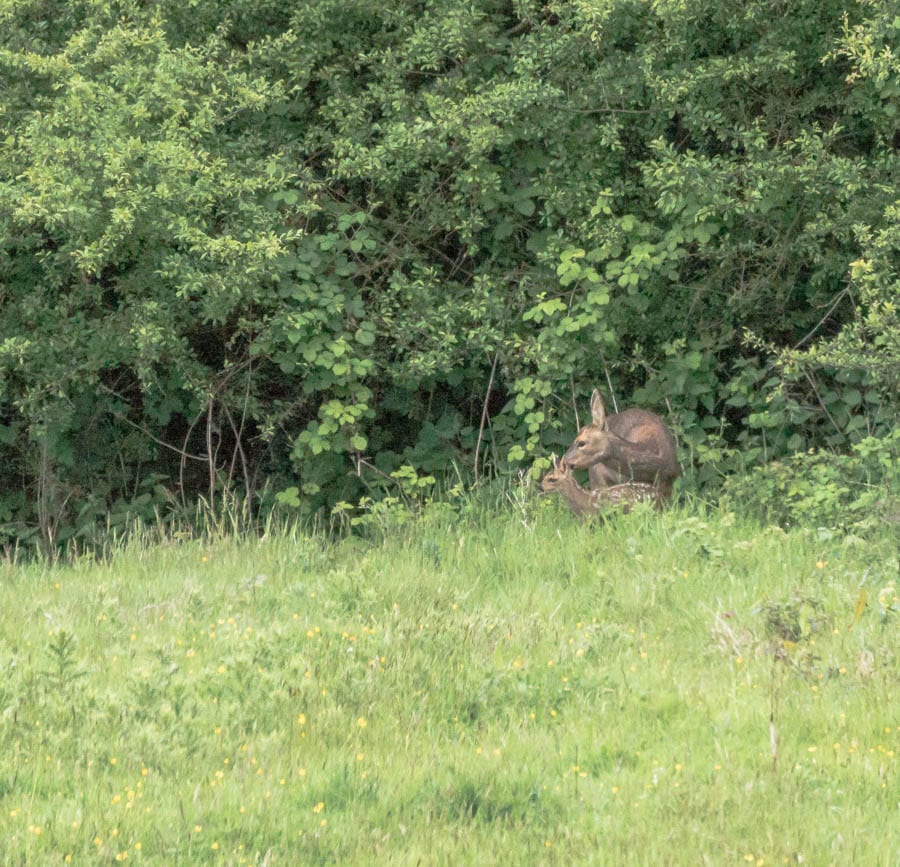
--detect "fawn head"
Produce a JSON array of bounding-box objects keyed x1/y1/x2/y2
[{"x1": 538, "y1": 455, "x2": 573, "y2": 494}]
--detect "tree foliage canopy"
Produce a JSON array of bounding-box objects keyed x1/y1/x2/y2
[{"x1": 0, "y1": 0, "x2": 897, "y2": 547}]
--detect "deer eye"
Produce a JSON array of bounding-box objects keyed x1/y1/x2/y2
[{"x1": 576, "y1": 440, "x2": 585, "y2": 448}]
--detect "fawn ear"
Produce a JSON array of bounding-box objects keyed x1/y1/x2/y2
[
  {"x1": 550, "y1": 453, "x2": 559, "y2": 469},
  {"x1": 590, "y1": 389, "x2": 607, "y2": 428},
  {"x1": 558, "y1": 457, "x2": 569, "y2": 472}
]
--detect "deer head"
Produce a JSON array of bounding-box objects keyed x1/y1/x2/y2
[
  {"x1": 538, "y1": 455, "x2": 595, "y2": 518},
  {"x1": 562, "y1": 389, "x2": 616, "y2": 470},
  {"x1": 537, "y1": 455, "x2": 572, "y2": 494}
]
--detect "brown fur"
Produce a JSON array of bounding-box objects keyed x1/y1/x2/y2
[
  {"x1": 562, "y1": 390, "x2": 679, "y2": 499},
  {"x1": 539, "y1": 457, "x2": 662, "y2": 519}
]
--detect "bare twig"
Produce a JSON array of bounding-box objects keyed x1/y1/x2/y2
[
  {"x1": 571, "y1": 378, "x2": 580, "y2": 430},
  {"x1": 792, "y1": 285, "x2": 854, "y2": 350},
  {"x1": 504, "y1": 19, "x2": 532, "y2": 37},
  {"x1": 97, "y1": 385, "x2": 207, "y2": 463},
  {"x1": 354, "y1": 456, "x2": 396, "y2": 485},
  {"x1": 474, "y1": 352, "x2": 500, "y2": 485},
  {"x1": 206, "y1": 398, "x2": 217, "y2": 512},
  {"x1": 802, "y1": 370, "x2": 843, "y2": 437},
  {"x1": 180, "y1": 407, "x2": 206, "y2": 510},
  {"x1": 603, "y1": 366, "x2": 618, "y2": 415},
  {"x1": 222, "y1": 402, "x2": 252, "y2": 501}
]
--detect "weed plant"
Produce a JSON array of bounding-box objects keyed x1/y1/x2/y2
[{"x1": 0, "y1": 489, "x2": 897, "y2": 865}]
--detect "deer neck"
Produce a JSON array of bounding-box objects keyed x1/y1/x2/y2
[
  {"x1": 559, "y1": 477, "x2": 597, "y2": 518},
  {"x1": 600, "y1": 435, "x2": 667, "y2": 479}
]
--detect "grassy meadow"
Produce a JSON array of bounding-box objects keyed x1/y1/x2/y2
[{"x1": 1, "y1": 491, "x2": 898, "y2": 865}]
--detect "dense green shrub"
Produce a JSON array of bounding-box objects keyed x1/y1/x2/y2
[
  {"x1": 722, "y1": 430, "x2": 900, "y2": 531},
  {"x1": 0, "y1": 0, "x2": 897, "y2": 548}
]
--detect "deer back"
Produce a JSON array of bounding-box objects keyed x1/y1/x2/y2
[{"x1": 597, "y1": 481, "x2": 663, "y2": 513}]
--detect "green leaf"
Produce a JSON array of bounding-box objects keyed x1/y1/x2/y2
[
  {"x1": 514, "y1": 197, "x2": 535, "y2": 217},
  {"x1": 507, "y1": 444, "x2": 526, "y2": 463},
  {"x1": 275, "y1": 486, "x2": 301, "y2": 507}
]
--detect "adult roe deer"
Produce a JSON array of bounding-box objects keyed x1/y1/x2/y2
[
  {"x1": 562, "y1": 389, "x2": 679, "y2": 500},
  {"x1": 539, "y1": 456, "x2": 662, "y2": 519}
]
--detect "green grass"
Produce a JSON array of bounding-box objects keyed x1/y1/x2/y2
[{"x1": 1, "y1": 493, "x2": 898, "y2": 865}]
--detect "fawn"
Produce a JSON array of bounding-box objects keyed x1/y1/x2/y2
[
  {"x1": 539, "y1": 457, "x2": 661, "y2": 519},
  {"x1": 563, "y1": 389, "x2": 679, "y2": 500}
]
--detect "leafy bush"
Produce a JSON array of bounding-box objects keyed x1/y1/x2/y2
[{"x1": 721, "y1": 431, "x2": 900, "y2": 530}]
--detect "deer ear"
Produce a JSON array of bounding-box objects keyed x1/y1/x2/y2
[
  {"x1": 590, "y1": 389, "x2": 607, "y2": 428},
  {"x1": 550, "y1": 453, "x2": 559, "y2": 469},
  {"x1": 558, "y1": 457, "x2": 569, "y2": 472}
]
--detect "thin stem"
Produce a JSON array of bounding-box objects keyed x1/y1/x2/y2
[{"x1": 474, "y1": 352, "x2": 499, "y2": 485}]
